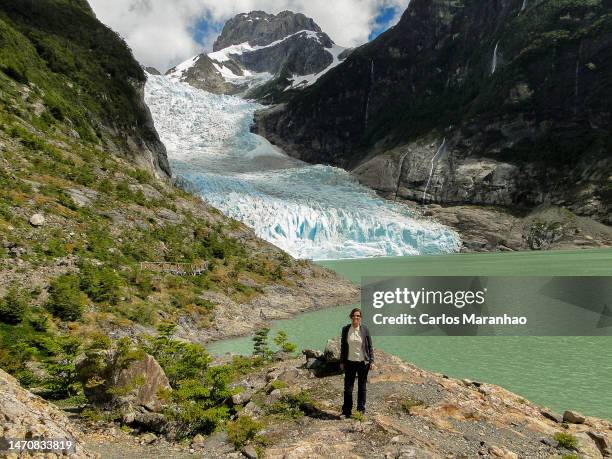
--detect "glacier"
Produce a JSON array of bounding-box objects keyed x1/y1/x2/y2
[{"x1": 144, "y1": 74, "x2": 461, "y2": 260}]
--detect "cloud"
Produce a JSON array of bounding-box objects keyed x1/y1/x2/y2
[{"x1": 88, "y1": 0, "x2": 411, "y2": 72}]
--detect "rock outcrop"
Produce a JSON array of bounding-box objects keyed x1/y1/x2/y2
[
  {"x1": 75, "y1": 350, "x2": 171, "y2": 412},
  {"x1": 254, "y1": 0, "x2": 612, "y2": 225},
  {"x1": 207, "y1": 346, "x2": 612, "y2": 458},
  {"x1": 0, "y1": 369, "x2": 96, "y2": 458},
  {"x1": 213, "y1": 11, "x2": 322, "y2": 51},
  {"x1": 166, "y1": 11, "x2": 348, "y2": 101}
]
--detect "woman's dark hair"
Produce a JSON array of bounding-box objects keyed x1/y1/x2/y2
[{"x1": 349, "y1": 307, "x2": 361, "y2": 318}]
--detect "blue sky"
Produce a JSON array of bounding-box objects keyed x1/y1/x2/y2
[{"x1": 370, "y1": 6, "x2": 399, "y2": 40}]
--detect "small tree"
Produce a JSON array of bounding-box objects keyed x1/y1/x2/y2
[
  {"x1": 252, "y1": 327, "x2": 271, "y2": 358},
  {"x1": 273, "y1": 330, "x2": 296, "y2": 353},
  {"x1": 46, "y1": 274, "x2": 87, "y2": 321},
  {"x1": 0, "y1": 286, "x2": 29, "y2": 325}
]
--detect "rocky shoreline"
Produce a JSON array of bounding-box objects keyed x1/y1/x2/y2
[
  {"x1": 4, "y1": 339, "x2": 611, "y2": 459},
  {"x1": 369, "y1": 193, "x2": 612, "y2": 253}
]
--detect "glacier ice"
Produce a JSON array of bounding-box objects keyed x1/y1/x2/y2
[{"x1": 144, "y1": 74, "x2": 461, "y2": 260}]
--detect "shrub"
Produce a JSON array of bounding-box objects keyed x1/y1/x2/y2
[
  {"x1": 79, "y1": 263, "x2": 123, "y2": 304},
  {"x1": 264, "y1": 389, "x2": 313, "y2": 419},
  {"x1": 401, "y1": 398, "x2": 425, "y2": 415},
  {"x1": 226, "y1": 416, "x2": 263, "y2": 449},
  {"x1": 46, "y1": 274, "x2": 87, "y2": 321},
  {"x1": 273, "y1": 330, "x2": 296, "y2": 353},
  {"x1": 0, "y1": 286, "x2": 29, "y2": 325},
  {"x1": 143, "y1": 324, "x2": 213, "y2": 385},
  {"x1": 142, "y1": 324, "x2": 233, "y2": 437},
  {"x1": 554, "y1": 432, "x2": 578, "y2": 450}
]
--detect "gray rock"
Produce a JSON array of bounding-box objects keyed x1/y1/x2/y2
[
  {"x1": 277, "y1": 368, "x2": 300, "y2": 383},
  {"x1": 213, "y1": 11, "x2": 321, "y2": 51},
  {"x1": 540, "y1": 408, "x2": 563, "y2": 423},
  {"x1": 191, "y1": 433, "x2": 206, "y2": 448},
  {"x1": 303, "y1": 349, "x2": 323, "y2": 359},
  {"x1": 267, "y1": 388, "x2": 282, "y2": 404},
  {"x1": 29, "y1": 213, "x2": 45, "y2": 227},
  {"x1": 145, "y1": 66, "x2": 161, "y2": 75},
  {"x1": 0, "y1": 369, "x2": 96, "y2": 457},
  {"x1": 232, "y1": 389, "x2": 253, "y2": 405},
  {"x1": 241, "y1": 444, "x2": 258, "y2": 459},
  {"x1": 68, "y1": 188, "x2": 98, "y2": 207},
  {"x1": 140, "y1": 432, "x2": 157, "y2": 444},
  {"x1": 75, "y1": 349, "x2": 171, "y2": 412},
  {"x1": 563, "y1": 410, "x2": 586, "y2": 424},
  {"x1": 239, "y1": 401, "x2": 261, "y2": 418},
  {"x1": 305, "y1": 357, "x2": 323, "y2": 369},
  {"x1": 324, "y1": 337, "x2": 341, "y2": 362},
  {"x1": 587, "y1": 431, "x2": 611, "y2": 456}
]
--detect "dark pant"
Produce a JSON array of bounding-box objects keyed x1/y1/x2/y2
[{"x1": 342, "y1": 360, "x2": 370, "y2": 415}]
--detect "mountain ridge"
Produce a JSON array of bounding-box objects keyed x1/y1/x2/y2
[
  {"x1": 165, "y1": 10, "x2": 349, "y2": 101},
  {"x1": 253, "y1": 0, "x2": 612, "y2": 226}
]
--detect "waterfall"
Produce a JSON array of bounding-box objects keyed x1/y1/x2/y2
[
  {"x1": 518, "y1": 0, "x2": 527, "y2": 15},
  {"x1": 364, "y1": 59, "x2": 374, "y2": 129},
  {"x1": 491, "y1": 42, "x2": 499, "y2": 75},
  {"x1": 574, "y1": 41, "x2": 583, "y2": 116},
  {"x1": 394, "y1": 151, "x2": 410, "y2": 201},
  {"x1": 422, "y1": 138, "x2": 446, "y2": 205}
]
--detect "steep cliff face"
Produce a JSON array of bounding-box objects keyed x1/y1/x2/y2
[
  {"x1": 213, "y1": 10, "x2": 322, "y2": 51},
  {"x1": 0, "y1": 0, "x2": 170, "y2": 178},
  {"x1": 166, "y1": 11, "x2": 348, "y2": 102},
  {"x1": 254, "y1": 0, "x2": 612, "y2": 223}
]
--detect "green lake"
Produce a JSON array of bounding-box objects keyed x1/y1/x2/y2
[{"x1": 208, "y1": 249, "x2": 612, "y2": 420}]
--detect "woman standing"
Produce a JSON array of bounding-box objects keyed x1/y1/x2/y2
[{"x1": 340, "y1": 307, "x2": 375, "y2": 417}]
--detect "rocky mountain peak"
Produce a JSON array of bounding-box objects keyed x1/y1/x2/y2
[
  {"x1": 213, "y1": 10, "x2": 322, "y2": 51},
  {"x1": 167, "y1": 10, "x2": 349, "y2": 101}
]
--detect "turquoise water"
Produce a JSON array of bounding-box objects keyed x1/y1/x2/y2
[{"x1": 208, "y1": 249, "x2": 612, "y2": 420}]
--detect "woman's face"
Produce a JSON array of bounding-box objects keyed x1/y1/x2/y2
[{"x1": 351, "y1": 311, "x2": 361, "y2": 326}]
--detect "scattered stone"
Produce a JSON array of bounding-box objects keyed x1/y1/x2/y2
[
  {"x1": 265, "y1": 368, "x2": 282, "y2": 382},
  {"x1": 140, "y1": 432, "x2": 157, "y2": 444},
  {"x1": 540, "y1": 408, "x2": 563, "y2": 423},
  {"x1": 190, "y1": 433, "x2": 206, "y2": 448},
  {"x1": 563, "y1": 410, "x2": 586, "y2": 424},
  {"x1": 277, "y1": 368, "x2": 300, "y2": 383},
  {"x1": 29, "y1": 213, "x2": 45, "y2": 226},
  {"x1": 242, "y1": 444, "x2": 258, "y2": 459},
  {"x1": 540, "y1": 437, "x2": 555, "y2": 447},
  {"x1": 231, "y1": 389, "x2": 253, "y2": 405}
]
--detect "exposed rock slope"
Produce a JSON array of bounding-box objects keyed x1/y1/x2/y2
[
  {"x1": 0, "y1": 369, "x2": 97, "y2": 458},
  {"x1": 254, "y1": 0, "x2": 612, "y2": 224},
  {"x1": 201, "y1": 344, "x2": 612, "y2": 458}
]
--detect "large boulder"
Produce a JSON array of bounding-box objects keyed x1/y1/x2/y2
[
  {"x1": 300, "y1": 338, "x2": 343, "y2": 377},
  {"x1": 323, "y1": 337, "x2": 341, "y2": 363},
  {"x1": 75, "y1": 349, "x2": 171, "y2": 412},
  {"x1": 0, "y1": 369, "x2": 96, "y2": 458}
]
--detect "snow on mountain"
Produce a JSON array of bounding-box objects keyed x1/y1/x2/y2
[
  {"x1": 144, "y1": 74, "x2": 461, "y2": 260},
  {"x1": 165, "y1": 12, "x2": 349, "y2": 98}
]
